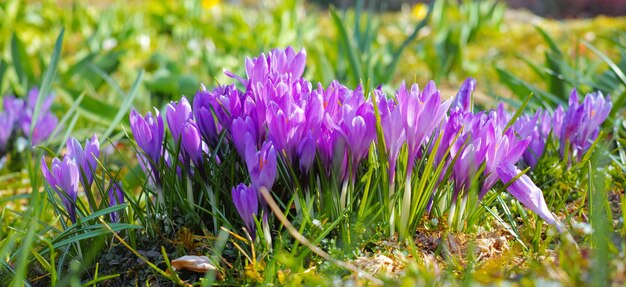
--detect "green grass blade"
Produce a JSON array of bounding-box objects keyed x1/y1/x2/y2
[
  {"x1": 102, "y1": 70, "x2": 144, "y2": 140},
  {"x1": 11, "y1": 33, "x2": 34, "y2": 87},
  {"x1": 30, "y1": 28, "x2": 64, "y2": 140},
  {"x1": 330, "y1": 7, "x2": 363, "y2": 84},
  {"x1": 583, "y1": 40, "x2": 626, "y2": 114},
  {"x1": 504, "y1": 92, "x2": 533, "y2": 133}
]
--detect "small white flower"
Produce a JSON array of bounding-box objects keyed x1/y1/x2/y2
[
  {"x1": 102, "y1": 38, "x2": 117, "y2": 51},
  {"x1": 138, "y1": 34, "x2": 150, "y2": 51}
]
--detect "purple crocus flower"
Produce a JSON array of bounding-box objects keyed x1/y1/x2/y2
[
  {"x1": 245, "y1": 140, "x2": 277, "y2": 191},
  {"x1": 297, "y1": 133, "x2": 316, "y2": 173},
  {"x1": 571, "y1": 91, "x2": 611, "y2": 159},
  {"x1": 29, "y1": 113, "x2": 58, "y2": 145},
  {"x1": 514, "y1": 109, "x2": 550, "y2": 169},
  {"x1": 266, "y1": 98, "x2": 306, "y2": 164},
  {"x1": 130, "y1": 109, "x2": 164, "y2": 184},
  {"x1": 554, "y1": 90, "x2": 611, "y2": 161},
  {"x1": 41, "y1": 156, "x2": 80, "y2": 223},
  {"x1": 315, "y1": 81, "x2": 348, "y2": 174},
  {"x1": 66, "y1": 134, "x2": 100, "y2": 191},
  {"x1": 396, "y1": 81, "x2": 450, "y2": 177},
  {"x1": 450, "y1": 118, "x2": 491, "y2": 196},
  {"x1": 497, "y1": 162, "x2": 562, "y2": 230},
  {"x1": 18, "y1": 88, "x2": 58, "y2": 145},
  {"x1": 166, "y1": 96, "x2": 193, "y2": 144},
  {"x1": 380, "y1": 96, "x2": 406, "y2": 183},
  {"x1": 0, "y1": 113, "x2": 12, "y2": 155},
  {"x1": 130, "y1": 109, "x2": 164, "y2": 165},
  {"x1": 450, "y1": 78, "x2": 476, "y2": 113},
  {"x1": 108, "y1": 182, "x2": 125, "y2": 223},
  {"x1": 232, "y1": 183, "x2": 259, "y2": 238},
  {"x1": 233, "y1": 46, "x2": 306, "y2": 86},
  {"x1": 182, "y1": 119, "x2": 204, "y2": 170},
  {"x1": 338, "y1": 85, "x2": 376, "y2": 180},
  {"x1": 26, "y1": 87, "x2": 54, "y2": 112},
  {"x1": 3, "y1": 96, "x2": 24, "y2": 124},
  {"x1": 481, "y1": 127, "x2": 530, "y2": 197},
  {"x1": 193, "y1": 86, "x2": 220, "y2": 146},
  {"x1": 231, "y1": 116, "x2": 259, "y2": 158},
  {"x1": 208, "y1": 84, "x2": 244, "y2": 133}
]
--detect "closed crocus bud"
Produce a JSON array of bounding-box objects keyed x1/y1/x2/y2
[
  {"x1": 231, "y1": 116, "x2": 258, "y2": 158},
  {"x1": 232, "y1": 183, "x2": 259, "y2": 238},
  {"x1": 166, "y1": 96, "x2": 193, "y2": 144},
  {"x1": 297, "y1": 133, "x2": 316, "y2": 173},
  {"x1": 381, "y1": 105, "x2": 406, "y2": 182},
  {"x1": 108, "y1": 182, "x2": 125, "y2": 223},
  {"x1": 339, "y1": 86, "x2": 376, "y2": 179},
  {"x1": 130, "y1": 109, "x2": 165, "y2": 165},
  {"x1": 182, "y1": 120, "x2": 204, "y2": 169},
  {"x1": 497, "y1": 162, "x2": 562, "y2": 231},
  {"x1": 451, "y1": 77, "x2": 476, "y2": 113},
  {"x1": 41, "y1": 156, "x2": 80, "y2": 223},
  {"x1": 573, "y1": 91, "x2": 611, "y2": 159},
  {"x1": 67, "y1": 135, "x2": 100, "y2": 190},
  {"x1": 193, "y1": 88, "x2": 219, "y2": 146},
  {"x1": 552, "y1": 105, "x2": 565, "y2": 141},
  {"x1": 245, "y1": 140, "x2": 277, "y2": 191}
]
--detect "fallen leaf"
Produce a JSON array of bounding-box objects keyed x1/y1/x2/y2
[{"x1": 171, "y1": 255, "x2": 217, "y2": 273}]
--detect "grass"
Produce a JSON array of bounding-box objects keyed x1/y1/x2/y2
[{"x1": 0, "y1": 0, "x2": 625, "y2": 286}]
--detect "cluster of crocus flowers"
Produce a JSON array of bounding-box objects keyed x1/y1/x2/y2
[
  {"x1": 1, "y1": 87, "x2": 58, "y2": 157},
  {"x1": 42, "y1": 135, "x2": 123, "y2": 224},
  {"x1": 127, "y1": 46, "x2": 613, "y2": 237},
  {"x1": 511, "y1": 89, "x2": 612, "y2": 168}
]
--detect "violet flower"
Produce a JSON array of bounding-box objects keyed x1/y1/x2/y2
[
  {"x1": 481, "y1": 127, "x2": 530, "y2": 198},
  {"x1": 19, "y1": 88, "x2": 58, "y2": 145},
  {"x1": 66, "y1": 134, "x2": 100, "y2": 191},
  {"x1": 232, "y1": 183, "x2": 259, "y2": 238},
  {"x1": 231, "y1": 116, "x2": 259, "y2": 158},
  {"x1": 130, "y1": 109, "x2": 164, "y2": 184},
  {"x1": 497, "y1": 162, "x2": 562, "y2": 230},
  {"x1": 0, "y1": 113, "x2": 12, "y2": 156},
  {"x1": 266, "y1": 98, "x2": 306, "y2": 165},
  {"x1": 514, "y1": 109, "x2": 550, "y2": 169},
  {"x1": 380, "y1": 96, "x2": 406, "y2": 183},
  {"x1": 232, "y1": 46, "x2": 307, "y2": 86},
  {"x1": 166, "y1": 96, "x2": 193, "y2": 144},
  {"x1": 396, "y1": 81, "x2": 450, "y2": 177},
  {"x1": 554, "y1": 90, "x2": 611, "y2": 161},
  {"x1": 182, "y1": 119, "x2": 204, "y2": 170},
  {"x1": 208, "y1": 84, "x2": 244, "y2": 133},
  {"x1": 108, "y1": 182, "x2": 125, "y2": 223},
  {"x1": 193, "y1": 86, "x2": 220, "y2": 146},
  {"x1": 41, "y1": 156, "x2": 80, "y2": 223},
  {"x1": 450, "y1": 78, "x2": 476, "y2": 113},
  {"x1": 339, "y1": 85, "x2": 376, "y2": 180},
  {"x1": 245, "y1": 140, "x2": 277, "y2": 191},
  {"x1": 297, "y1": 133, "x2": 316, "y2": 173}
]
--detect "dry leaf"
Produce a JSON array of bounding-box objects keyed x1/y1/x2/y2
[{"x1": 171, "y1": 255, "x2": 217, "y2": 273}]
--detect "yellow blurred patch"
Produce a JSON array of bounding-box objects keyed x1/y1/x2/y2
[
  {"x1": 412, "y1": 3, "x2": 428, "y2": 20},
  {"x1": 202, "y1": 0, "x2": 221, "y2": 9}
]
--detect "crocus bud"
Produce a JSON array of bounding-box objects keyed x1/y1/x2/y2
[
  {"x1": 66, "y1": 134, "x2": 100, "y2": 190},
  {"x1": 42, "y1": 156, "x2": 80, "y2": 223},
  {"x1": 232, "y1": 183, "x2": 259, "y2": 238}
]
